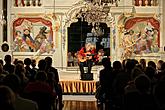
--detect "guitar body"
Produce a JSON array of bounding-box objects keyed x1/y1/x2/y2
[{"x1": 78, "y1": 52, "x2": 93, "y2": 63}]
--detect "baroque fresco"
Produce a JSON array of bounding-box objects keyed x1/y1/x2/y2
[
  {"x1": 119, "y1": 17, "x2": 160, "y2": 59},
  {"x1": 13, "y1": 18, "x2": 55, "y2": 54}
]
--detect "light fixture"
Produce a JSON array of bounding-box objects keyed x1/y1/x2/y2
[{"x1": 76, "y1": 0, "x2": 120, "y2": 37}]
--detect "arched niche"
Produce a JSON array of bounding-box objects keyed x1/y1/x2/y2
[{"x1": 67, "y1": 18, "x2": 110, "y2": 66}]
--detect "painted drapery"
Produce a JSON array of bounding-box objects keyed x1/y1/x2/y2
[
  {"x1": 13, "y1": 18, "x2": 55, "y2": 54},
  {"x1": 120, "y1": 17, "x2": 160, "y2": 59}
]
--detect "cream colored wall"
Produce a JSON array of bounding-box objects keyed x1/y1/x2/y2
[{"x1": 1, "y1": 0, "x2": 164, "y2": 67}]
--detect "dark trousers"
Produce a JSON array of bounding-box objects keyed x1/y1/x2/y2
[{"x1": 79, "y1": 60, "x2": 93, "y2": 74}]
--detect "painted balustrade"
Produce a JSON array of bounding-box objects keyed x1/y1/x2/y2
[
  {"x1": 14, "y1": 0, "x2": 42, "y2": 7},
  {"x1": 133, "y1": 0, "x2": 158, "y2": 6}
]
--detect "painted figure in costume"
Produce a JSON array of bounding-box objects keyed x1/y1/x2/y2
[
  {"x1": 13, "y1": 31, "x2": 30, "y2": 52},
  {"x1": 121, "y1": 30, "x2": 135, "y2": 59},
  {"x1": 22, "y1": 28, "x2": 35, "y2": 52},
  {"x1": 33, "y1": 26, "x2": 55, "y2": 59},
  {"x1": 34, "y1": 26, "x2": 47, "y2": 51}
]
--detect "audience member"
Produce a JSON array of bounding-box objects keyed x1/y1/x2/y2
[
  {"x1": 112, "y1": 59, "x2": 136, "y2": 109},
  {"x1": 14, "y1": 63, "x2": 28, "y2": 94},
  {"x1": 45, "y1": 57, "x2": 63, "y2": 109},
  {"x1": 0, "y1": 85, "x2": 15, "y2": 110},
  {"x1": 154, "y1": 75, "x2": 165, "y2": 110},
  {"x1": 0, "y1": 55, "x2": 164, "y2": 110},
  {"x1": 3, "y1": 55, "x2": 15, "y2": 74},
  {"x1": 67, "y1": 52, "x2": 74, "y2": 66},
  {"x1": 139, "y1": 59, "x2": 146, "y2": 71},
  {"x1": 3, "y1": 74, "x2": 38, "y2": 110},
  {"x1": 24, "y1": 58, "x2": 36, "y2": 81},
  {"x1": 0, "y1": 59, "x2": 4, "y2": 66},
  {"x1": 24, "y1": 71, "x2": 55, "y2": 110},
  {"x1": 98, "y1": 58, "x2": 113, "y2": 109},
  {"x1": 31, "y1": 59, "x2": 37, "y2": 71},
  {"x1": 38, "y1": 59, "x2": 46, "y2": 71},
  {"x1": 0, "y1": 63, "x2": 8, "y2": 85},
  {"x1": 148, "y1": 61, "x2": 156, "y2": 70}
]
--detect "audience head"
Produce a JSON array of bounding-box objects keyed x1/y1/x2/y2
[
  {"x1": 161, "y1": 62, "x2": 165, "y2": 71},
  {"x1": 13, "y1": 58, "x2": 18, "y2": 65},
  {"x1": 113, "y1": 61, "x2": 122, "y2": 71},
  {"x1": 132, "y1": 59, "x2": 139, "y2": 65},
  {"x1": 38, "y1": 59, "x2": 46, "y2": 70},
  {"x1": 45, "y1": 57, "x2": 52, "y2": 66},
  {"x1": 0, "y1": 85, "x2": 15, "y2": 110},
  {"x1": 131, "y1": 67, "x2": 144, "y2": 80},
  {"x1": 122, "y1": 59, "x2": 126, "y2": 70},
  {"x1": 139, "y1": 59, "x2": 146, "y2": 70},
  {"x1": 102, "y1": 57, "x2": 111, "y2": 68},
  {"x1": 125, "y1": 59, "x2": 136, "y2": 72},
  {"x1": 14, "y1": 63, "x2": 26, "y2": 77},
  {"x1": 3, "y1": 74, "x2": 21, "y2": 94},
  {"x1": 35, "y1": 71, "x2": 47, "y2": 82},
  {"x1": 134, "y1": 74, "x2": 151, "y2": 93},
  {"x1": 31, "y1": 59, "x2": 36, "y2": 68},
  {"x1": 157, "y1": 60, "x2": 164, "y2": 70},
  {"x1": 24, "y1": 58, "x2": 31, "y2": 66},
  {"x1": 148, "y1": 61, "x2": 156, "y2": 70},
  {"x1": 16, "y1": 60, "x2": 24, "y2": 65},
  {"x1": 4, "y1": 55, "x2": 12, "y2": 64},
  {"x1": 0, "y1": 59, "x2": 3, "y2": 66},
  {"x1": 145, "y1": 66, "x2": 156, "y2": 79}
]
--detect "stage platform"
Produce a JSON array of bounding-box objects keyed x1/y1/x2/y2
[{"x1": 58, "y1": 66, "x2": 103, "y2": 94}]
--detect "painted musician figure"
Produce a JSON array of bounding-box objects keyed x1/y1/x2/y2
[{"x1": 78, "y1": 43, "x2": 97, "y2": 74}]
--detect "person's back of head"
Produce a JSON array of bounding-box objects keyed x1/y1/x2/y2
[
  {"x1": 31, "y1": 59, "x2": 36, "y2": 68},
  {"x1": 102, "y1": 57, "x2": 111, "y2": 68},
  {"x1": 132, "y1": 59, "x2": 139, "y2": 65},
  {"x1": 122, "y1": 59, "x2": 127, "y2": 70},
  {"x1": 4, "y1": 55, "x2": 12, "y2": 64},
  {"x1": 0, "y1": 85, "x2": 15, "y2": 110},
  {"x1": 24, "y1": 58, "x2": 31, "y2": 66},
  {"x1": 38, "y1": 59, "x2": 46, "y2": 71},
  {"x1": 15, "y1": 63, "x2": 26, "y2": 76},
  {"x1": 135, "y1": 74, "x2": 151, "y2": 93},
  {"x1": 35, "y1": 71, "x2": 47, "y2": 82},
  {"x1": 0, "y1": 59, "x2": 3, "y2": 66},
  {"x1": 3, "y1": 74, "x2": 21, "y2": 94},
  {"x1": 126, "y1": 59, "x2": 136, "y2": 72},
  {"x1": 145, "y1": 66, "x2": 156, "y2": 79},
  {"x1": 131, "y1": 67, "x2": 144, "y2": 80},
  {"x1": 160, "y1": 62, "x2": 165, "y2": 71},
  {"x1": 139, "y1": 59, "x2": 146, "y2": 69},
  {"x1": 13, "y1": 58, "x2": 18, "y2": 65},
  {"x1": 113, "y1": 61, "x2": 122, "y2": 71},
  {"x1": 45, "y1": 57, "x2": 52, "y2": 67},
  {"x1": 157, "y1": 60, "x2": 164, "y2": 70},
  {"x1": 148, "y1": 61, "x2": 156, "y2": 70}
]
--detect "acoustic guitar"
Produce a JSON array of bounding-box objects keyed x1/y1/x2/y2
[{"x1": 78, "y1": 52, "x2": 93, "y2": 62}]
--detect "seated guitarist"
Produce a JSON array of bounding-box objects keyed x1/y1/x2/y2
[{"x1": 78, "y1": 43, "x2": 96, "y2": 74}]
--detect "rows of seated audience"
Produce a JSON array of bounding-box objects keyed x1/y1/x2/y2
[
  {"x1": 0, "y1": 55, "x2": 63, "y2": 110},
  {"x1": 1, "y1": 54, "x2": 165, "y2": 110},
  {"x1": 97, "y1": 58, "x2": 165, "y2": 110}
]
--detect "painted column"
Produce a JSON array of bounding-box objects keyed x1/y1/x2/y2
[{"x1": 0, "y1": 0, "x2": 3, "y2": 47}]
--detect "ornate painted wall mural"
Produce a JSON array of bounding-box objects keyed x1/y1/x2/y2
[
  {"x1": 13, "y1": 18, "x2": 55, "y2": 54},
  {"x1": 119, "y1": 17, "x2": 160, "y2": 59}
]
